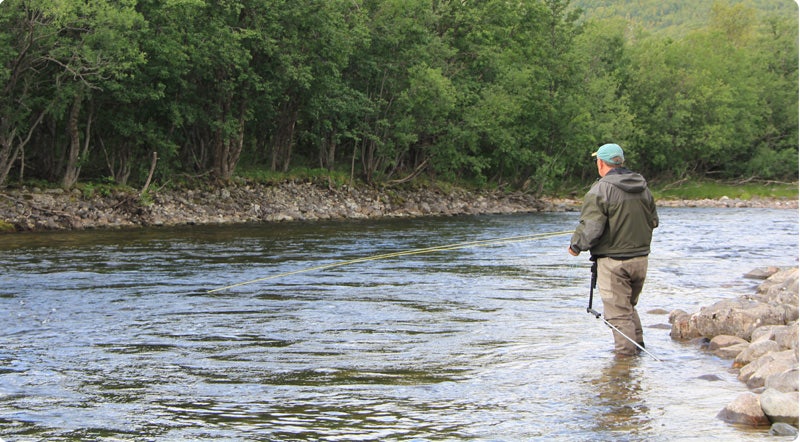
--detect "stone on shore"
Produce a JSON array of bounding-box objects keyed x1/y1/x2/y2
[
  {"x1": 759, "y1": 388, "x2": 799, "y2": 427},
  {"x1": 770, "y1": 422, "x2": 799, "y2": 437},
  {"x1": 716, "y1": 392, "x2": 770, "y2": 427},
  {"x1": 691, "y1": 298, "x2": 792, "y2": 341},
  {"x1": 733, "y1": 339, "x2": 781, "y2": 368},
  {"x1": 708, "y1": 335, "x2": 749, "y2": 359},
  {"x1": 744, "y1": 267, "x2": 782, "y2": 280},
  {"x1": 668, "y1": 309, "x2": 701, "y2": 340},
  {"x1": 739, "y1": 350, "x2": 798, "y2": 389},
  {"x1": 765, "y1": 367, "x2": 799, "y2": 393}
]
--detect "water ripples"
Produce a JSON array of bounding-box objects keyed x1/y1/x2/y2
[{"x1": 0, "y1": 209, "x2": 796, "y2": 440}]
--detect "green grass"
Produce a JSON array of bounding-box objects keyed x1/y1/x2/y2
[
  {"x1": 0, "y1": 220, "x2": 15, "y2": 232},
  {"x1": 236, "y1": 166, "x2": 353, "y2": 188},
  {"x1": 651, "y1": 179, "x2": 798, "y2": 201}
]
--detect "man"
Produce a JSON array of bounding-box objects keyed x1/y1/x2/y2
[{"x1": 568, "y1": 143, "x2": 659, "y2": 356}]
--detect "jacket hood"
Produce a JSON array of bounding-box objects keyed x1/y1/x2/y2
[{"x1": 601, "y1": 168, "x2": 648, "y2": 193}]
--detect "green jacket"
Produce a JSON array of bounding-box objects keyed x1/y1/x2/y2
[{"x1": 570, "y1": 168, "x2": 659, "y2": 258}]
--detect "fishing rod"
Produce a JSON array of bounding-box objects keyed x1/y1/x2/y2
[
  {"x1": 206, "y1": 229, "x2": 574, "y2": 293},
  {"x1": 586, "y1": 261, "x2": 661, "y2": 362}
]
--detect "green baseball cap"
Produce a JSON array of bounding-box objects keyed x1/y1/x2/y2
[{"x1": 592, "y1": 143, "x2": 624, "y2": 164}]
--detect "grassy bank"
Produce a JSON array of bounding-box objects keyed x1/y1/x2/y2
[{"x1": 649, "y1": 179, "x2": 798, "y2": 201}]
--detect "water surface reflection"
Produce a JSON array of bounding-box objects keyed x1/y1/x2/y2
[{"x1": 0, "y1": 209, "x2": 796, "y2": 440}]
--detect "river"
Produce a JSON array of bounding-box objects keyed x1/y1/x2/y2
[{"x1": 0, "y1": 207, "x2": 797, "y2": 441}]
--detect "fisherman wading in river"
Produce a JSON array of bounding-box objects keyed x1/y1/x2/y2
[{"x1": 568, "y1": 143, "x2": 659, "y2": 357}]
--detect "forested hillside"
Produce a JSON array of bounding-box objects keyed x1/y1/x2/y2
[
  {"x1": 572, "y1": 0, "x2": 797, "y2": 35},
  {"x1": 0, "y1": 0, "x2": 796, "y2": 193}
]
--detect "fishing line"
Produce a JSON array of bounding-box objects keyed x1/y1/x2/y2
[{"x1": 206, "y1": 229, "x2": 573, "y2": 293}]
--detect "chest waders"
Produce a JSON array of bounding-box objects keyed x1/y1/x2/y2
[{"x1": 586, "y1": 259, "x2": 661, "y2": 362}]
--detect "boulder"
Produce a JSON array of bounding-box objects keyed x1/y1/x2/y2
[
  {"x1": 714, "y1": 343, "x2": 749, "y2": 360},
  {"x1": 709, "y1": 334, "x2": 748, "y2": 350},
  {"x1": 717, "y1": 392, "x2": 771, "y2": 427},
  {"x1": 755, "y1": 269, "x2": 800, "y2": 321},
  {"x1": 765, "y1": 367, "x2": 799, "y2": 393},
  {"x1": 750, "y1": 324, "x2": 785, "y2": 343},
  {"x1": 769, "y1": 422, "x2": 799, "y2": 437},
  {"x1": 733, "y1": 340, "x2": 781, "y2": 368},
  {"x1": 669, "y1": 309, "x2": 701, "y2": 340},
  {"x1": 760, "y1": 388, "x2": 799, "y2": 426},
  {"x1": 745, "y1": 267, "x2": 782, "y2": 280},
  {"x1": 757, "y1": 268, "x2": 799, "y2": 297},
  {"x1": 774, "y1": 323, "x2": 798, "y2": 350},
  {"x1": 691, "y1": 298, "x2": 791, "y2": 341},
  {"x1": 740, "y1": 350, "x2": 799, "y2": 389}
]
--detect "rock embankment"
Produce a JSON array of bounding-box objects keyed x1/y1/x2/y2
[
  {"x1": 0, "y1": 182, "x2": 579, "y2": 233},
  {"x1": 670, "y1": 267, "x2": 799, "y2": 437}
]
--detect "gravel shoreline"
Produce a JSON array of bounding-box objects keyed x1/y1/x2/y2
[{"x1": 0, "y1": 182, "x2": 797, "y2": 233}]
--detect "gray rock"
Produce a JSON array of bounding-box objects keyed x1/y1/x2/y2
[
  {"x1": 669, "y1": 309, "x2": 701, "y2": 340},
  {"x1": 750, "y1": 324, "x2": 785, "y2": 343},
  {"x1": 757, "y1": 268, "x2": 799, "y2": 297},
  {"x1": 733, "y1": 340, "x2": 781, "y2": 368},
  {"x1": 760, "y1": 388, "x2": 799, "y2": 426},
  {"x1": 745, "y1": 267, "x2": 782, "y2": 280},
  {"x1": 696, "y1": 374, "x2": 724, "y2": 381},
  {"x1": 769, "y1": 422, "x2": 799, "y2": 436},
  {"x1": 745, "y1": 351, "x2": 799, "y2": 389},
  {"x1": 648, "y1": 323, "x2": 672, "y2": 330},
  {"x1": 691, "y1": 298, "x2": 791, "y2": 341},
  {"x1": 714, "y1": 343, "x2": 749, "y2": 359},
  {"x1": 708, "y1": 335, "x2": 749, "y2": 359},
  {"x1": 717, "y1": 392, "x2": 771, "y2": 427},
  {"x1": 709, "y1": 335, "x2": 748, "y2": 350},
  {"x1": 765, "y1": 367, "x2": 799, "y2": 393},
  {"x1": 775, "y1": 323, "x2": 798, "y2": 350}
]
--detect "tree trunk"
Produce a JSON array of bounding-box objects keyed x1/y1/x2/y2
[
  {"x1": 0, "y1": 124, "x2": 20, "y2": 187},
  {"x1": 62, "y1": 93, "x2": 83, "y2": 188},
  {"x1": 271, "y1": 101, "x2": 298, "y2": 172},
  {"x1": 212, "y1": 99, "x2": 247, "y2": 181}
]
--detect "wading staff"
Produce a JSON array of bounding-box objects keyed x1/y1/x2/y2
[
  {"x1": 586, "y1": 260, "x2": 661, "y2": 362},
  {"x1": 207, "y1": 230, "x2": 574, "y2": 293}
]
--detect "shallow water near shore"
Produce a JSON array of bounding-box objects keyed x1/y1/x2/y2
[{"x1": 0, "y1": 208, "x2": 797, "y2": 441}]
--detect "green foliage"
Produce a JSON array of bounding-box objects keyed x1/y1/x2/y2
[
  {"x1": 571, "y1": 0, "x2": 796, "y2": 37},
  {"x1": 746, "y1": 146, "x2": 800, "y2": 180},
  {"x1": 0, "y1": 219, "x2": 15, "y2": 232},
  {"x1": 76, "y1": 178, "x2": 132, "y2": 198},
  {"x1": 0, "y1": 0, "x2": 795, "y2": 194}
]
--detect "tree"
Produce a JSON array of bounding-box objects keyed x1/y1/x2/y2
[
  {"x1": 0, "y1": 0, "x2": 53, "y2": 186},
  {"x1": 47, "y1": 0, "x2": 144, "y2": 187},
  {"x1": 344, "y1": 0, "x2": 452, "y2": 183},
  {"x1": 570, "y1": 18, "x2": 637, "y2": 180},
  {"x1": 284, "y1": 0, "x2": 370, "y2": 174},
  {"x1": 745, "y1": 10, "x2": 799, "y2": 179}
]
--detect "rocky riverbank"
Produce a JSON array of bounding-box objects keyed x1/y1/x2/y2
[
  {"x1": 0, "y1": 182, "x2": 579, "y2": 233},
  {"x1": 670, "y1": 267, "x2": 799, "y2": 437},
  {"x1": 0, "y1": 181, "x2": 796, "y2": 233}
]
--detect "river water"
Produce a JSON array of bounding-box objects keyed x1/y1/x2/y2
[{"x1": 0, "y1": 208, "x2": 797, "y2": 441}]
